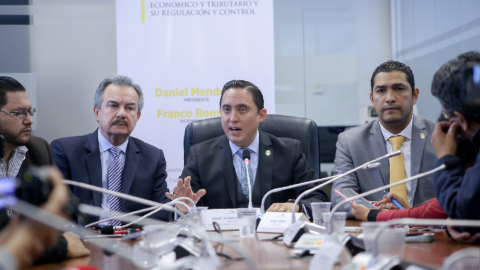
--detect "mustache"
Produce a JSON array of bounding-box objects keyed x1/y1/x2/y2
[
  {"x1": 20, "y1": 126, "x2": 31, "y2": 134},
  {"x1": 382, "y1": 106, "x2": 401, "y2": 111},
  {"x1": 111, "y1": 119, "x2": 129, "y2": 126}
]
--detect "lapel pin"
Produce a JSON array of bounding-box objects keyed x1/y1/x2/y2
[
  {"x1": 419, "y1": 133, "x2": 426, "y2": 139},
  {"x1": 265, "y1": 150, "x2": 271, "y2": 156}
]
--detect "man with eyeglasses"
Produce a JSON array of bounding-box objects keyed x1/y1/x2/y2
[{"x1": 0, "y1": 76, "x2": 90, "y2": 266}]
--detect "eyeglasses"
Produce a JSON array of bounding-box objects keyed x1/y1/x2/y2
[{"x1": 0, "y1": 108, "x2": 36, "y2": 119}]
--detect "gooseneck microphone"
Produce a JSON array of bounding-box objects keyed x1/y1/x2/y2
[
  {"x1": 328, "y1": 157, "x2": 462, "y2": 233},
  {"x1": 259, "y1": 162, "x2": 381, "y2": 214},
  {"x1": 63, "y1": 180, "x2": 186, "y2": 218},
  {"x1": 289, "y1": 150, "x2": 401, "y2": 224},
  {"x1": 242, "y1": 149, "x2": 253, "y2": 209}
]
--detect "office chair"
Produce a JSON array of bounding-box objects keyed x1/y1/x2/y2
[{"x1": 183, "y1": 114, "x2": 321, "y2": 176}]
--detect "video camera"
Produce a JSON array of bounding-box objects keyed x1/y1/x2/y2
[{"x1": 461, "y1": 63, "x2": 480, "y2": 105}]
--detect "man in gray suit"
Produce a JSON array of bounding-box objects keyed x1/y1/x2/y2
[{"x1": 332, "y1": 60, "x2": 437, "y2": 216}]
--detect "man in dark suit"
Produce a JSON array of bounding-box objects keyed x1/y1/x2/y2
[
  {"x1": 332, "y1": 61, "x2": 438, "y2": 217},
  {"x1": 0, "y1": 76, "x2": 89, "y2": 265},
  {"x1": 166, "y1": 80, "x2": 328, "y2": 214},
  {"x1": 51, "y1": 75, "x2": 170, "y2": 223}
]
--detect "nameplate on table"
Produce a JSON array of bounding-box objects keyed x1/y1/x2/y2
[
  {"x1": 205, "y1": 209, "x2": 239, "y2": 231},
  {"x1": 257, "y1": 212, "x2": 309, "y2": 233},
  {"x1": 204, "y1": 208, "x2": 261, "y2": 231}
]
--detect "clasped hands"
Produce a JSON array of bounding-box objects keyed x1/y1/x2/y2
[{"x1": 166, "y1": 176, "x2": 300, "y2": 213}]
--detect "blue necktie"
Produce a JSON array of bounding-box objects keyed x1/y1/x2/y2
[
  {"x1": 108, "y1": 147, "x2": 123, "y2": 226},
  {"x1": 237, "y1": 148, "x2": 254, "y2": 199}
]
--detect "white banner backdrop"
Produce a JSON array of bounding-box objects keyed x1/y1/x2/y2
[{"x1": 116, "y1": 0, "x2": 275, "y2": 191}]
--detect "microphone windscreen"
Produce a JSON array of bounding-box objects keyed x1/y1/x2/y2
[
  {"x1": 443, "y1": 157, "x2": 462, "y2": 170},
  {"x1": 100, "y1": 226, "x2": 115, "y2": 235},
  {"x1": 242, "y1": 149, "x2": 251, "y2": 160}
]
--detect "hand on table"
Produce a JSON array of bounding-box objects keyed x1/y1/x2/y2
[
  {"x1": 63, "y1": 232, "x2": 90, "y2": 258},
  {"x1": 165, "y1": 176, "x2": 206, "y2": 213},
  {"x1": 266, "y1": 202, "x2": 299, "y2": 212},
  {"x1": 447, "y1": 226, "x2": 480, "y2": 244}
]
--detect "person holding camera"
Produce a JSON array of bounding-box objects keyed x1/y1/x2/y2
[{"x1": 430, "y1": 51, "x2": 480, "y2": 243}]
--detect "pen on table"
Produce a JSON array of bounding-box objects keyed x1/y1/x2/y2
[{"x1": 383, "y1": 191, "x2": 404, "y2": 210}]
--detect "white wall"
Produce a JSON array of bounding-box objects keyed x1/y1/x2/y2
[
  {"x1": 392, "y1": 0, "x2": 480, "y2": 121},
  {"x1": 274, "y1": 0, "x2": 392, "y2": 126}
]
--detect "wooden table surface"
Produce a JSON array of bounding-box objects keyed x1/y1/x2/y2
[{"x1": 27, "y1": 221, "x2": 474, "y2": 270}]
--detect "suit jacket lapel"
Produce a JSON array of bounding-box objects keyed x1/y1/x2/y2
[
  {"x1": 219, "y1": 137, "x2": 237, "y2": 207},
  {"x1": 257, "y1": 132, "x2": 273, "y2": 207},
  {"x1": 410, "y1": 116, "x2": 427, "y2": 176},
  {"x1": 122, "y1": 138, "x2": 139, "y2": 196},
  {"x1": 85, "y1": 130, "x2": 103, "y2": 207},
  {"x1": 369, "y1": 121, "x2": 390, "y2": 186}
]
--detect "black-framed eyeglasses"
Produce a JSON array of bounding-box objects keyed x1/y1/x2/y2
[{"x1": 0, "y1": 108, "x2": 36, "y2": 119}]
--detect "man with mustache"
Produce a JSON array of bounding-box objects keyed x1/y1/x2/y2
[
  {"x1": 51, "y1": 75, "x2": 171, "y2": 223},
  {"x1": 331, "y1": 61, "x2": 438, "y2": 217}
]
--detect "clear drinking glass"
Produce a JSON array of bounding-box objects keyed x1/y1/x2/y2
[
  {"x1": 311, "y1": 202, "x2": 331, "y2": 225},
  {"x1": 236, "y1": 208, "x2": 257, "y2": 238},
  {"x1": 323, "y1": 212, "x2": 347, "y2": 242}
]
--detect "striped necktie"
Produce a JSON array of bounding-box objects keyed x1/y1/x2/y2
[
  {"x1": 389, "y1": 136, "x2": 408, "y2": 202},
  {"x1": 108, "y1": 147, "x2": 123, "y2": 226}
]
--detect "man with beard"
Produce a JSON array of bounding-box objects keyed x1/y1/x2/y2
[
  {"x1": 331, "y1": 61, "x2": 438, "y2": 217},
  {"x1": 51, "y1": 75, "x2": 171, "y2": 224},
  {"x1": 0, "y1": 76, "x2": 89, "y2": 264}
]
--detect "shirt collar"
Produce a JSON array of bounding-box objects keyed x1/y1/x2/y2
[
  {"x1": 379, "y1": 115, "x2": 414, "y2": 141},
  {"x1": 98, "y1": 131, "x2": 129, "y2": 154},
  {"x1": 14, "y1": 146, "x2": 28, "y2": 156},
  {"x1": 229, "y1": 131, "x2": 260, "y2": 156}
]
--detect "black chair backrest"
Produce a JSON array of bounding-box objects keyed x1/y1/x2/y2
[{"x1": 183, "y1": 114, "x2": 321, "y2": 175}]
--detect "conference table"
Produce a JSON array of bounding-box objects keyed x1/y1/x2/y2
[{"x1": 28, "y1": 221, "x2": 474, "y2": 270}]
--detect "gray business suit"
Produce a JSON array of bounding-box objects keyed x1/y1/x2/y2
[{"x1": 331, "y1": 115, "x2": 438, "y2": 216}]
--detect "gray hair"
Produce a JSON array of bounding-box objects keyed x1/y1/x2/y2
[{"x1": 94, "y1": 75, "x2": 144, "y2": 112}]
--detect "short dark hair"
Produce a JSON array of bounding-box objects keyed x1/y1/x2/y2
[
  {"x1": 0, "y1": 76, "x2": 26, "y2": 108},
  {"x1": 219, "y1": 80, "x2": 264, "y2": 113},
  {"x1": 431, "y1": 51, "x2": 480, "y2": 123},
  {"x1": 370, "y1": 60, "x2": 415, "y2": 93}
]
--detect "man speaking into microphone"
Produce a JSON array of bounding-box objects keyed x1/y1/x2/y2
[{"x1": 167, "y1": 80, "x2": 328, "y2": 214}]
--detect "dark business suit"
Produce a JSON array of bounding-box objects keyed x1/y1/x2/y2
[
  {"x1": 332, "y1": 116, "x2": 438, "y2": 215},
  {"x1": 51, "y1": 130, "x2": 171, "y2": 222},
  {"x1": 180, "y1": 131, "x2": 329, "y2": 212},
  {"x1": 0, "y1": 135, "x2": 54, "y2": 228},
  {"x1": 0, "y1": 135, "x2": 69, "y2": 264}
]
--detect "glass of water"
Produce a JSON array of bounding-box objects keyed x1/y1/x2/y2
[
  {"x1": 236, "y1": 208, "x2": 256, "y2": 238},
  {"x1": 323, "y1": 212, "x2": 347, "y2": 242},
  {"x1": 310, "y1": 202, "x2": 331, "y2": 225}
]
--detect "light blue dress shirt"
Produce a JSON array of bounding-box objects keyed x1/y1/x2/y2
[
  {"x1": 98, "y1": 131, "x2": 128, "y2": 224},
  {"x1": 229, "y1": 131, "x2": 259, "y2": 188}
]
